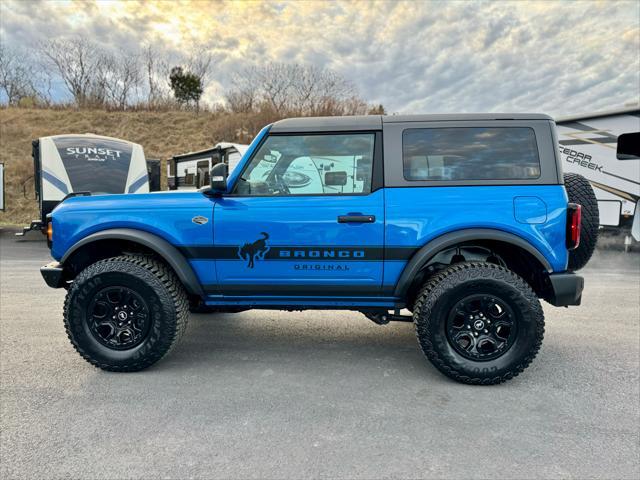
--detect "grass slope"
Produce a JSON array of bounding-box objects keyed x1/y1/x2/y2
[{"x1": 0, "y1": 107, "x2": 267, "y2": 225}]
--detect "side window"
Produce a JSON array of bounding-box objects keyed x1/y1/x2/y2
[
  {"x1": 234, "y1": 133, "x2": 375, "y2": 195},
  {"x1": 403, "y1": 127, "x2": 541, "y2": 181}
]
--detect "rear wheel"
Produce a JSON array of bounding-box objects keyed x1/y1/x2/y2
[
  {"x1": 63, "y1": 255, "x2": 189, "y2": 371},
  {"x1": 413, "y1": 262, "x2": 544, "y2": 385},
  {"x1": 564, "y1": 173, "x2": 599, "y2": 271}
]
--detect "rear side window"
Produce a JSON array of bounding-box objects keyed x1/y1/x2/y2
[{"x1": 403, "y1": 127, "x2": 541, "y2": 181}]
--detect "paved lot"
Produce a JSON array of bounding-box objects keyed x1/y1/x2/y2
[{"x1": 1, "y1": 230, "x2": 639, "y2": 479}]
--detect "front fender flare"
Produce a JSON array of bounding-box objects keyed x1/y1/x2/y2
[
  {"x1": 393, "y1": 228, "x2": 554, "y2": 298},
  {"x1": 61, "y1": 228, "x2": 204, "y2": 297}
]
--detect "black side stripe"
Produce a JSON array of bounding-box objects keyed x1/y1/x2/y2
[{"x1": 178, "y1": 245, "x2": 417, "y2": 261}]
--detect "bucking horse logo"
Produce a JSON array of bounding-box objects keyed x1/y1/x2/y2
[{"x1": 238, "y1": 232, "x2": 270, "y2": 268}]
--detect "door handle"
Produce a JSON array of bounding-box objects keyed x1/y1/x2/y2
[{"x1": 337, "y1": 215, "x2": 376, "y2": 223}]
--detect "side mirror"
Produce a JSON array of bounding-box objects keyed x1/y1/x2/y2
[
  {"x1": 209, "y1": 162, "x2": 228, "y2": 192},
  {"x1": 617, "y1": 132, "x2": 640, "y2": 160}
]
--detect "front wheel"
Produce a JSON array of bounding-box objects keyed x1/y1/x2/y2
[
  {"x1": 413, "y1": 262, "x2": 544, "y2": 385},
  {"x1": 63, "y1": 255, "x2": 189, "y2": 371}
]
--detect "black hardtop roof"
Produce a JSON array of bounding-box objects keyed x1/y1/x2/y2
[{"x1": 270, "y1": 113, "x2": 553, "y2": 132}]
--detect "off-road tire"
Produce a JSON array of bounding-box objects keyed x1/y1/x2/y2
[
  {"x1": 63, "y1": 255, "x2": 189, "y2": 371},
  {"x1": 564, "y1": 173, "x2": 599, "y2": 271},
  {"x1": 413, "y1": 262, "x2": 544, "y2": 385}
]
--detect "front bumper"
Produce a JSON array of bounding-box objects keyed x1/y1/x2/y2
[
  {"x1": 41, "y1": 262, "x2": 65, "y2": 288},
  {"x1": 547, "y1": 273, "x2": 584, "y2": 306}
]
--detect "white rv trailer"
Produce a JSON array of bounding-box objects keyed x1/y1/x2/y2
[
  {"x1": 556, "y1": 108, "x2": 640, "y2": 244},
  {"x1": 168, "y1": 142, "x2": 248, "y2": 190},
  {"x1": 18, "y1": 134, "x2": 150, "y2": 235}
]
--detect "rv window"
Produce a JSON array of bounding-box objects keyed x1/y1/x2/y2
[
  {"x1": 196, "y1": 160, "x2": 210, "y2": 188},
  {"x1": 53, "y1": 137, "x2": 134, "y2": 194},
  {"x1": 617, "y1": 132, "x2": 640, "y2": 160},
  {"x1": 402, "y1": 127, "x2": 541, "y2": 181}
]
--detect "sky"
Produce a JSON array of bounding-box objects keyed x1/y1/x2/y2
[{"x1": 1, "y1": 0, "x2": 639, "y2": 117}]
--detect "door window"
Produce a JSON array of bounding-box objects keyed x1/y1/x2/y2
[{"x1": 233, "y1": 134, "x2": 375, "y2": 195}]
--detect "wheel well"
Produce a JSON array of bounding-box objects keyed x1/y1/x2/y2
[
  {"x1": 62, "y1": 239, "x2": 201, "y2": 302},
  {"x1": 64, "y1": 239, "x2": 155, "y2": 277},
  {"x1": 404, "y1": 240, "x2": 550, "y2": 308}
]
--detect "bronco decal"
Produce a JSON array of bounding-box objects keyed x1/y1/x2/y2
[{"x1": 238, "y1": 232, "x2": 270, "y2": 268}]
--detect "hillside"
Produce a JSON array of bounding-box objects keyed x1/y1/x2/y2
[{"x1": 0, "y1": 107, "x2": 272, "y2": 225}]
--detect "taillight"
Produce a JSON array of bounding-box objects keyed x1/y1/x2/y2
[{"x1": 567, "y1": 203, "x2": 581, "y2": 250}]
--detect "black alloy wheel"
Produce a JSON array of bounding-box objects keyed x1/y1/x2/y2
[
  {"x1": 446, "y1": 294, "x2": 517, "y2": 361},
  {"x1": 88, "y1": 286, "x2": 152, "y2": 350}
]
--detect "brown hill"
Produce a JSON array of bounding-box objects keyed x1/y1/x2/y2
[{"x1": 0, "y1": 107, "x2": 272, "y2": 225}]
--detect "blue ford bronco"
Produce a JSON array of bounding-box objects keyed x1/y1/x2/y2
[{"x1": 41, "y1": 114, "x2": 599, "y2": 384}]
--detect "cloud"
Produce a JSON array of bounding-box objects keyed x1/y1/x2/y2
[{"x1": 1, "y1": 0, "x2": 638, "y2": 116}]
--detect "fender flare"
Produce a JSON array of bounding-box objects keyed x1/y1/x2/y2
[
  {"x1": 393, "y1": 228, "x2": 553, "y2": 298},
  {"x1": 61, "y1": 228, "x2": 204, "y2": 297}
]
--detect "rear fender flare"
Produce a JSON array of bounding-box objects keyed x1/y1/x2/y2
[
  {"x1": 61, "y1": 228, "x2": 204, "y2": 297},
  {"x1": 393, "y1": 228, "x2": 553, "y2": 298}
]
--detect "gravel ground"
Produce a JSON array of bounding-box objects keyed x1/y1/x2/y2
[{"x1": 1, "y1": 229, "x2": 639, "y2": 479}]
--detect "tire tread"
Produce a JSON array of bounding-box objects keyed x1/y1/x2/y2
[
  {"x1": 413, "y1": 262, "x2": 545, "y2": 385},
  {"x1": 564, "y1": 173, "x2": 599, "y2": 271},
  {"x1": 63, "y1": 255, "x2": 189, "y2": 372}
]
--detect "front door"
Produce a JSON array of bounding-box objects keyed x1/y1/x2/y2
[{"x1": 212, "y1": 132, "x2": 384, "y2": 299}]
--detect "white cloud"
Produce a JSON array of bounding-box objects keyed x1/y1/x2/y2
[{"x1": 1, "y1": 0, "x2": 638, "y2": 116}]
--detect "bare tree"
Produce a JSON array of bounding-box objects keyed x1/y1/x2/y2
[
  {"x1": 142, "y1": 44, "x2": 173, "y2": 107},
  {"x1": 225, "y1": 86, "x2": 256, "y2": 113},
  {"x1": 0, "y1": 45, "x2": 40, "y2": 105},
  {"x1": 96, "y1": 50, "x2": 141, "y2": 109},
  {"x1": 39, "y1": 37, "x2": 101, "y2": 106},
  {"x1": 225, "y1": 62, "x2": 362, "y2": 115},
  {"x1": 185, "y1": 47, "x2": 213, "y2": 87}
]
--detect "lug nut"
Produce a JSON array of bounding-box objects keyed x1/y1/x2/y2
[
  {"x1": 467, "y1": 325, "x2": 471, "y2": 329},
  {"x1": 474, "y1": 332, "x2": 479, "y2": 337},
  {"x1": 484, "y1": 329, "x2": 488, "y2": 333}
]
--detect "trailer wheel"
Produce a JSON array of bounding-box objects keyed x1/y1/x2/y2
[{"x1": 564, "y1": 173, "x2": 599, "y2": 271}]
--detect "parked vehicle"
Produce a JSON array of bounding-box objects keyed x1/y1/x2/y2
[
  {"x1": 18, "y1": 134, "x2": 153, "y2": 236},
  {"x1": 556, "y1": 108, "x2": 640, "y2": 247},
  {"x1": 40, "y1": 114, "x2": 597, "y2": 384},
  {"x1": 168, "y1": 142, "x2": 248, "y2": 190}
]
